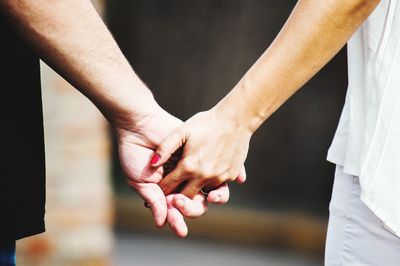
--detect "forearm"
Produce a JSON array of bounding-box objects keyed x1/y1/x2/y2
[
  {"x1": 215, "y1": 0, "x2": 379, "y2": 133},
  {"x1": 0, "y1": 0, "x2": 158, "y2": 128}
]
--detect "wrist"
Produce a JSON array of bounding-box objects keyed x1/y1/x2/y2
[
  {"x1": 213, "y1": 80, "x2": 266, "y2": 135},
  {"x1": 106, "y1": 86, "x2": 161, "y2": 132},
  {"x1": 114, "y1": 104, "x2": 182, "y2": 148}
]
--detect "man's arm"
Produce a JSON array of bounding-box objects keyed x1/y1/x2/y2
[
  {"x1": 0, "y1": 0, "x2": 155, "y2": 128},
  {"x1": 0, "y1": 0, "x2": 231, "y2": 237}
]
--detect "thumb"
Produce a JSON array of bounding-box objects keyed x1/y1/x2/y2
[{"x1": 151, "y1": 127, "x2": 187, "y2": 168}]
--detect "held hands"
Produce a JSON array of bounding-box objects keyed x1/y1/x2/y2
[
  {"x1": 114, "y1": 105, "x2": 230, "y2": 237},
  {"x1": 152, "y1": 108, "x2": 252, "y2": 200}
]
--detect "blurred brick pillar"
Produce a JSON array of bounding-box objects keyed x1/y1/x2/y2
[{"x1": 16, "y1": 1, "x2": 114, "y2": 265}]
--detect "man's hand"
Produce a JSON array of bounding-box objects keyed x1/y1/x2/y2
[{"x1": 115, "y1": 106, "x2": 230, "y2": 237}]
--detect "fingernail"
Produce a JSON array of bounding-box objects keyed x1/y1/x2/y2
[
  {"x1": 150, "y1": 153, "x2": 160, "y2": 165},
  {"x1": 176, "y1": 198, "x2": 184, "y2": 208}
]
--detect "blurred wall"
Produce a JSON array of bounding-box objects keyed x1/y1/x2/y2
[
  {"x1": 108, "y1": 0, "x2": 347, "y2": 216},
  {"x1": 17, "y1": 1, "x2": 114, "y2": 265}
]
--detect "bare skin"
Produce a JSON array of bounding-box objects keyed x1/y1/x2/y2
[
  {"x1": 153, "y1": 0, "x2": 381, "y2": 200},
  {"x1": 0, "y1": 0, "x2": 230, "y2": 237}
]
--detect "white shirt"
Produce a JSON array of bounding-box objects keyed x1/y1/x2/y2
[{"x1": 327, "y1": 0, "x2": 400, "y2": 237}]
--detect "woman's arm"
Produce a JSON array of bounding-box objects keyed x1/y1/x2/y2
[
  {"x1": 215, "y1": 0, "x2": 380, "y2": 132},
  {"x1": 153, "y1": 0, "x2": 380, "y2": 198}
]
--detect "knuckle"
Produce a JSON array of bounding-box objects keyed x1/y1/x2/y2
[
  {"x1": 227, "y1": 172, "x2": 237, "y2": 182},
  {"x1": 216, "y1": 175, "x2": 227, "y2": 184},
  {"x1": 220, "y1": 172, "x2": 231, "y2": 181},
  {"x1": 157, "y1": 145, "x2": 170, "y2": 157},
  {"x1": 218, "y1": 171, "x2": 236, "y2": 182},
  {"x1": 200, "y1": 168, "x2": 215, "y2": 180},
  {"x1": 181, "y1": 159, "x2": 197, "y2": 174}
]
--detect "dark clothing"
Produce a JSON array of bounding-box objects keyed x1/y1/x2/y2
[
  {"x1": 0, "y1": 242, "x2": 16, "y2": 266},
  {"x1": 0, "y1": 15, "x2": 46, "y2": 242}
]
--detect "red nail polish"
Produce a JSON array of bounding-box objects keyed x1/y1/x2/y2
[{"x1": 150, "y1": 153, "x2": 160, "y2": 165}]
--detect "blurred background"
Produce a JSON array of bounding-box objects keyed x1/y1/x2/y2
[{"x1": 17, "y1": 0, "x2": 347, "y2": 265}]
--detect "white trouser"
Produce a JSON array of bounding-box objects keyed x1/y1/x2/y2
[{"x1": 325, "y1": 165, "x2": 400, "y2": 266}]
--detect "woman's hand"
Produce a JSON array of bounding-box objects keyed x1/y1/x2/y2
[{"x1": 151, "y1": 108, "x2": 251, "y2": 199}]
